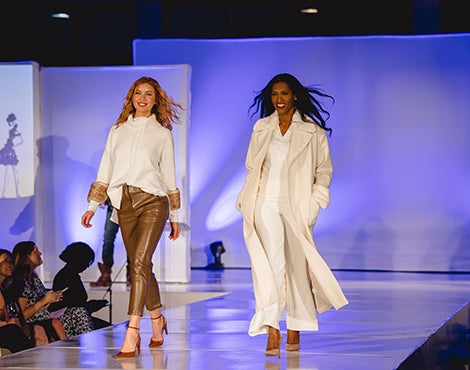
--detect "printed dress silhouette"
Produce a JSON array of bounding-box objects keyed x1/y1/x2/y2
[{"x1": 0, "y1": 113, "x2": 23, "y2": 198}]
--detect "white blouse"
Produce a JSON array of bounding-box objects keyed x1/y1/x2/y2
[
  {"x1": 259, "y1": 126, "x2": 292, "y2": 198},
  {"x1": 88, "y1": 114, "x2": 178, "y2": 222}
]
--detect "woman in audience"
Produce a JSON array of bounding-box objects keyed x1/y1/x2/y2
[
  {"x1": 49, "y1": 241, "x2": 111, "y2": 331},
  {"x1": 0, "y1": 291, "x2": 32, "y2": 354},
  {"x1": 9, "y1": 241, "x2": 67, "y2": 341},
  {"x1": 0, "y1": 248, "x2": 48, "y2": 347}
]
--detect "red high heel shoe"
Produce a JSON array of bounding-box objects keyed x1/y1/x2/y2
[
  {"x1": 149, "y1": 314, "x2": 168, "y2": 348},
  {"x1": 115, "y1": 326, "x2": 141, "y2": 358}
]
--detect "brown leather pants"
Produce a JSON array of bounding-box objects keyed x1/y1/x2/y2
[{"x1": 118, "y1": 185, "x2": 169, "y2": 316}]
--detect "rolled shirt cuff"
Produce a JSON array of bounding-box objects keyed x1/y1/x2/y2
[
  {"x1": 167, "y1": 188, "x2": 181, "y2": 210},
  {"x1": 87, "y1": 200, "x2": 100, "y2": 213},
  {"x1": 169, "y1": 209, "x2": 178, "y2": 222}
]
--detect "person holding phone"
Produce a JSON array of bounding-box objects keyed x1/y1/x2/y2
[
  {"x1": 7, "y1": 241, "x2": 67, "y2": 342},
  {"x1": 0, "y1": 290, "x2": 33, "y2": 354},
  {"x1": 0, "y1": 248, "x2": 49, "y2": 348},
  {"x1": 0, "y1": 248, "x2": 49, "y2": 352}
]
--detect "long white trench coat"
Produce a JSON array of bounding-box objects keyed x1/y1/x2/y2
[{"x1": 236, "y1": 112, "x2": 349, "y2": 336}]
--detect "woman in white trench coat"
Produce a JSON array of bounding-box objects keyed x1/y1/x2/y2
[{"x1": 236, "y1": 73, "x2": 348, "y2": 357}]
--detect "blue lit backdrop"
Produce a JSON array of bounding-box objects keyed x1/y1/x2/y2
[
  {"x1": 1, "y1": 34, "x2": 470, "y2": 278},
  {"x1": 134, "y1": 35, "x2": 470, "y2": 271}
]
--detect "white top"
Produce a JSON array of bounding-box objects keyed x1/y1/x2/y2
[
  {"x1": 88, "y1": 114, "x2": 178, "y2": 222},
  {"x1": 259, "y1": 126, "x2": 291, "y2": 198}
]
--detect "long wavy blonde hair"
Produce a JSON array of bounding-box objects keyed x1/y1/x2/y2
[{"x1": 115, "y1": 76, "x2": 182, "y2": 130}]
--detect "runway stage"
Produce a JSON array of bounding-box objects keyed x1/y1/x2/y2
[{"x1": 0, "y1": 269, "x2": 469, "y2": 369}]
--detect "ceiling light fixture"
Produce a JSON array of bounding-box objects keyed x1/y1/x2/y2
[
  {"x1": 51, "y1": 12, "x2": 70, "y2": 19},
  {"x1": 300, "y1": 8, "x2": 319, "y2": 14}
]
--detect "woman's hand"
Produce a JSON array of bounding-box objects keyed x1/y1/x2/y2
[
  {"x1": 19, "y1": 290, "x2": 62, "y2": 321},
  {"x1": 81, "y1": 210, "x2": 95, "y2": 228},
  {"x1": 43, "y1": 290, "x2": 62, "y2": 305},
  {"x1": 168, "y1": 222, "x2": 181, "y2": 241}
]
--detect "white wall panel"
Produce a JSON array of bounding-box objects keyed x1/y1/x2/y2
[{"x1": 39, "y1": 65, "x2": 191, "y2": 282}]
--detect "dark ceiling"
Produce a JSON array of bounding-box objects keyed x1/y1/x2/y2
[{"x1": 1, "y1": 0, "x2": 468, "y2": 67}]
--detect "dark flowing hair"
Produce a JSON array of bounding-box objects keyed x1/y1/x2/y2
[
  {"x1": 0, "y1": 249, "x2": 11, "y2": 259},
  {"x1": 0, "y1": 249, "x2": 12, "y2": 288},
  {"x1": 248, "y1": 73, "x2": 334, "y2": 136},
  {"x1": 12, "y1": 241, "x2": 36, "y2": 280}
]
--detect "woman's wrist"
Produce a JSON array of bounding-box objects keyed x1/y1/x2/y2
[{"x1": 36, "y1": 299, "x2": 46, "y2": 311}]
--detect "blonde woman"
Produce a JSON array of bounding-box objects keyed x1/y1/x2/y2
[{"x1": 81, "y1": 76, "x2": 182, "y2": 358}]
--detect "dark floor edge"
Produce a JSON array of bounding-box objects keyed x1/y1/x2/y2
[{"x1": 397, "y1": 301, "x2": 470, "y2": 370}]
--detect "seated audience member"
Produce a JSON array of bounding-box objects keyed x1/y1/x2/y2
[
  {"x1": 0, "y1": 317, "x2": 32, "y2": 354},
  {"x1": 49, "y1": 242, "x2": 110, "y2": 331},
  {"x1": 9, "y1": 241, "x2": 67, "y2": 341},
  {"x1": 0, "y1": 274, "x2": 34, "y2": 354},
  {"x1": 0, "y1": 248, "x2": 48, "y2": 347}
]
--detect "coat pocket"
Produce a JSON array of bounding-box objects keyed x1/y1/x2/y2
[{"x1": 308, "y1": 199, "x2": 320, "y2": 226}]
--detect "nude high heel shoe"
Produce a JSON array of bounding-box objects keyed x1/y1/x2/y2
[
  {"x1": 265, "y1": 327, "x2": 282, "y2": 357},
  {"x1": 115, "y1": 326, "x2": 141, "y2": 358},
  {"x1": 149, "y1": 314, "x2": 168, "y2": 348},
  {"x1": 286, "y1": 329, "x2": 300, "y2": 351}
]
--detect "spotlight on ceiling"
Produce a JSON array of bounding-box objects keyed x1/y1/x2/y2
[
  {"x1": 51, "y1": 12, "x2": 71, "y2": 19},
  {"x1": 300, "y1": 8, "x2": 319, "y2": 14}
]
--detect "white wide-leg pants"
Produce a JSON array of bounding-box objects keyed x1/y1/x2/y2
[{"x1": 254, "y1": 196, "x2": 318, "y2": 331}]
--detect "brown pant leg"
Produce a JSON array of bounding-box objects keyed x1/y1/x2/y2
[{"x1": 118, "y1": 186, "x2": 169, "y2": 316}]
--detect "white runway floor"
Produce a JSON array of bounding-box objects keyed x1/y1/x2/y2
[{"x1": 0, "y1": 268, "x2": 469, "y2": 370}]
